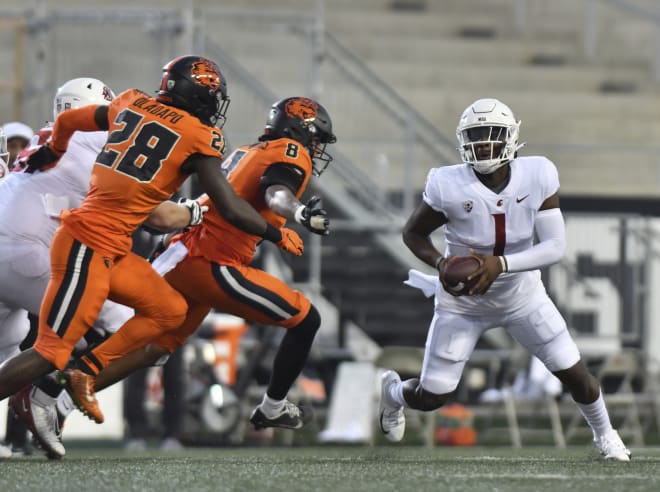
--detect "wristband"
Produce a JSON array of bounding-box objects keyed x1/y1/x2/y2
[
  {"x1": 498, "y1": 256, "x2": 508, "y2": 273},
  {"x1": 294, "y1": 205, "x2": 306, "y2": 224},
  {"x1": 49, "y1": 144, "x2": 66, "y2": 157},
  {"x1": 261, "y1": 223, "x2": 282, "y2": 243},
  {"x1": 434, "y1": 256, "x2": 445, "y2": 270}
]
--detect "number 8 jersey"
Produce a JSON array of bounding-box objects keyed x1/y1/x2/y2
[
  {"x1": 61, "y1": 89, "x2": 225, "y2": 258},
  {"x1": 423, "y1": 155, "x2": 560, "y2": 315}
]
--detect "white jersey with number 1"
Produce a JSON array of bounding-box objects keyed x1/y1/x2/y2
[{"x1": 423, "y1": 155, "x2": 559, "y2": 315}]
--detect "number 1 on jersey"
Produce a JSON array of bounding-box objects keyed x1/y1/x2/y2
[{"x1": 492, "y1": 213, "x2": 506, "y2": 256}]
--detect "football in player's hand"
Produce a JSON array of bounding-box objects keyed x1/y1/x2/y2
[{"x1": 440, "y1": 256, "x2": 481, "y2": 295}]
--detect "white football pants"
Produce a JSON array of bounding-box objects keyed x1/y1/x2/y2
[{"x1": 419, "y1": 296, "x2": 580, "y2": 395}]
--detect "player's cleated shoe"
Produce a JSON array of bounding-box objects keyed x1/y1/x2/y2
[
  {"x1": 56, "y1": 369, "x2": 104, "y2": 424},
  {"x1": 249, "y1": 401, "x2": 313, "y2": 430},
  {"x1": 595, "y1": 429, "x2": 631, "y2": 461},
  {"x1": 379, "y1": 370, "x2": 405, "y2": 443},
  {"x1": 9, "y1": 386, "x2": 65, "y2": 460}
]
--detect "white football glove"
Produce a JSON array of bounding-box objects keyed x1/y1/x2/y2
[
  {"x1": 294, "y1": 196, "x2": 329, "y2": 235},
  {"x1": 178, "y1": 197, "x2": 208, "y2": 227}
]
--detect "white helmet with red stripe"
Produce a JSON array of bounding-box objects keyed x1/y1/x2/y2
[{"x1": 53, "y1": 77, "x2": 115, "y2": 120}]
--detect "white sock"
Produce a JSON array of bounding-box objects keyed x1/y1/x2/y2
[
  {"x1": 31, "y1": 386, "x2": 58, "y2": 407},
  {"x1": 575, "y1": 391, "x2": 613, "y2": 439},
  {"x1": 56, "y1": 390, "x2": 75, "y2": 418},
  {"x1": 260, "y1": 394, "x2": 286, "y2": 418},
  {"x1": 386, "y1": 379, "x2": 408, "y2": 409}
]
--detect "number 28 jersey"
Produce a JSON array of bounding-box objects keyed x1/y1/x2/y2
[
  {"x1": 424, "y1": 156, "x2": 560, "y2": 314},
  {"x1": 61, "y1": 89, "x2": 225, "y2": 258}
]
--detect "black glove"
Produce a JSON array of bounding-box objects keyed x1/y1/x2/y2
[
  {"x1": 25, "y1": 144, "x2": 62, "y2": 173},
  {"x1": 294, "y1": 196, "x2": 329, "y2": 236}
]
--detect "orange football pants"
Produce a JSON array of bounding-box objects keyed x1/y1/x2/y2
[
  {"x1": 34, "y1": 228, "x2": 188, "y2": 371},
  {"x1": 153, "y1": 254, "x2": 312, "y2": 353}
]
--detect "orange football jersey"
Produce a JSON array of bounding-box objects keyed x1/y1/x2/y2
[
  {"x1": 61, "y1": 89, "x2": 225, "y2": 257},
  {"x1": 181, "y1": 137, "x2": 312, "y2": 265}
]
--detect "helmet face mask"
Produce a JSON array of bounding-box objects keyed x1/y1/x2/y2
[
  {"x1": 53, "y1": 77, "x2": 115, "y2": 120},
  {"x1": 456, "y1": 98, "x2": 523, "y2": 175},
  {"x1": 157, "y1": 55, "x2": 230, "y2": 127},
  {"x1": 264, "y1": 97, "x2": 337, "y2": 176}
]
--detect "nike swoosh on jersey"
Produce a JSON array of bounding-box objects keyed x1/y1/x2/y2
[{"x1": 516, "y1": 194, "x2": 530, "y2": 203}]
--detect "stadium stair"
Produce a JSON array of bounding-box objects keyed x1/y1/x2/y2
[{"x1": 288, "y1": 199, "x2": 434, "y2": 348}]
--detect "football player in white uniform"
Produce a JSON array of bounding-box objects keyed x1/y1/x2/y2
[
  {"x1": 0, "y1": 132, "x2": 15, "y2": 459},
  {"x1": 0, "y1": 78, "x2": 205, "y2": 459},
  {"x1": 378, "y1": 98, "x2": 631, "y2": 461}
]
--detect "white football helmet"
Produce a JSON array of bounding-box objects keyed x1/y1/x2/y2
[
  {"x1": 456, "y1": 98, "x2": 524, "y2": 174},
  {"x1": 53, "y1": 77, "x2": 115, "y2": 120}
]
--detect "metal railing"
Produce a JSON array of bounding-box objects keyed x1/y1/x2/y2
[{"x1": 2, "y1": 1, "x2": 658, "y2": 356}]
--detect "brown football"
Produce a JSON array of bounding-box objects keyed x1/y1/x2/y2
[{"x1": 440, "y1": 256, "x2": 481, "y2": 295}]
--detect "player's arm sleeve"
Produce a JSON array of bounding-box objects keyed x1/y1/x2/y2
[
  {"x1": 503, "y1": 208, "x2": 566, "y2": 273},
  {"x1": 260, "y1": 162, "x2": 306, "y2": 196},
  {"x1": 50, "y1": 105, "x2": 108, "y2": 152},
  {"x1": 261, "y1": 163, "x2": 307, "y2": 219}
]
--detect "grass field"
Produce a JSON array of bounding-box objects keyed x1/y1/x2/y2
[{"x1": 2, "y1": 445, "x2": 659, "y2": 492}]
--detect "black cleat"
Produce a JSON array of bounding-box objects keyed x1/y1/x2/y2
[{"x1": 249, "y1": 401, "x2": 313, "y2": 430}]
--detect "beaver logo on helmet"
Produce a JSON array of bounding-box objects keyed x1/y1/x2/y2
[
  {"x1": 284, "y1": 98, "x2": 318, "y2": 121},
  {"x1": 157, "y1": 55, "x2": 230, "y2": 127},
  {"x1": 190, "y1": 59, "x2": 221, "y2": 91}
]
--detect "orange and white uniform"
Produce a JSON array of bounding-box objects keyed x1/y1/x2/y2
[
  {"x1": 35, "y1": 89, "x2": 225, "y2": 370},
  {"x1": 147, "y1": 137, "x2": 313, "y2": 353}
]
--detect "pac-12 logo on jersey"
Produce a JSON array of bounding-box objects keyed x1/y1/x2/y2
[{"x1": 463, "y1": 200, "x2": 473, "y2": 213}]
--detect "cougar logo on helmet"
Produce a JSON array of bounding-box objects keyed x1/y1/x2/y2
[
  {"x1": 190, "y1": 59, "x2": 221, "y2": 91},
  {"x1": 102, "y1": 86, "x2": 114, "y2": 102},
  {"x1": 284, "y1": 98, "x2": 318, "y2": 121}
]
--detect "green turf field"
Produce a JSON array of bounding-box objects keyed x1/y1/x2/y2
[{"x1": 2, "y1": 445, "x2": 659, "y2": 492}]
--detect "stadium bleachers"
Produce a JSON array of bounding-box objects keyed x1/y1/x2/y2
[
  {"x1": 2, "y1": 0, "x2": 657, "y2": 342},
  {"x1": 2, "y1": 2, "x2": 659, "y2": 446},
  {"x1": 3, "y1": 0, "x2": 660, "y2": 197}
]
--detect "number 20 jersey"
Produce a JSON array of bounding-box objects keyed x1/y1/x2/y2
[
  {"x1": 423, "y1": 156, "x2": 560, "y2": 315},
  {"x1": 61, "y1": 89, "x2": 225, "y2": 258}
]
